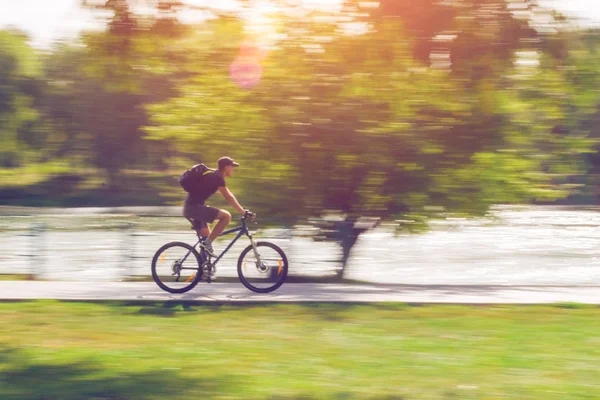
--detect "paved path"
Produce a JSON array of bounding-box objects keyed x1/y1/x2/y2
[{"x1": 1, "y1": 281, "x2": 600, "y2": 304}]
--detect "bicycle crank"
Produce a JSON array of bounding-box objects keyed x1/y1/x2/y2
[{"x1": 201, "y1": 261, "x2": 216, "y2": 283}]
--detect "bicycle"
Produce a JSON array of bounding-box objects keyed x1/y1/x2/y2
[{"x1": 151, "y1": 212, "x2": 289, "y2": 294}]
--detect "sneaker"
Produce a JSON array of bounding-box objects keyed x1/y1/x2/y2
[
  {"x1": 199, "y1": 241, "x2": 217, "y2": 258},
  {"x1": 203, "y1": 262, "x2": 217, "y2": 282}
]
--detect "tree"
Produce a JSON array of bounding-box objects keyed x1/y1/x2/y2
[
  {"x1": 65, "y1": 0, "x2": 193, "y2": 189},
  {"x1": 0, "y1": 30, "x2": 44, "y2": 168},
  {"x1": 143, "y1": 2, "x2": 595, "y2": 280}
]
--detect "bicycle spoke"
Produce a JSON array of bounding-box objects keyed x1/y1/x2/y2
[
  {"x1": 238, "y1": 242, "x2": 288, "y2": 293},
  {"x1": 152, "y1": 243, "x2": 202, "y2": 293}
]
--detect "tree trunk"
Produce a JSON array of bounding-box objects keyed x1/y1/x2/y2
[
  {"x1": 334, "y1": 221, "x2": 367, "y2": 281},
  {"x1": 106, "y1": 168, "x2": 120, "y2": 193}
]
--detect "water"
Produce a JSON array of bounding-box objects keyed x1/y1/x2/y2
[
  {"x1": 348, "y1": 207, "x2": 600, "y2": 285},
  {"x1": 2, "y1": 205, "x2": 600, "y2": 285}
]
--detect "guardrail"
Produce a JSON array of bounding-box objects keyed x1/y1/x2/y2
[{"x1": 5, "y1": 218, "x2": 340, "y2": 280}]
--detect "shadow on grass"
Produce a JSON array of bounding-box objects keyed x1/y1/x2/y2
[
  {"x1": 100, "y1": 300, "x2": 415, "y2": 321},
  {"x1": 127, "y1": 301, "x2": 412, "y2": 323},
  {"x1": 135, "y1": 301, "x2": 196, "y2": 316},
  {"x1": 0, "y1": 347, "x2": 222, "y2": 400},
  {"x1": 0, "y1": 346, "x2": 411, "y2": 400},
  {"x1": 268, "y1": 394, "x2": 406, "y2": 400}
]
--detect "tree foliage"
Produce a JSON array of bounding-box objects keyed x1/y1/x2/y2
[{"x1": 2, "y1": 0, "x2": 600, "y2": 277}]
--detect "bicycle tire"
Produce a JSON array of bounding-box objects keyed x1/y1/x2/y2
[
  {"x1": 237, "y1": 241, "x2": 289, "y2": 293},
  {"x1": 151, "y1": 242, "x2": 204, "y2": 294}
]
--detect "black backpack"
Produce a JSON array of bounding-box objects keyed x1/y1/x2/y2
[{"x1": 178, "y1": 163, "x2": 216, "y2": 193}]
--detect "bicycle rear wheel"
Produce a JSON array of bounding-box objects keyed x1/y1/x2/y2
[
  {"x1": 237, "y1": 241, "x2": 288, "y2": 293},
  {"x1": 151, "y1": 242, "x2": 203, "y2": 293}
]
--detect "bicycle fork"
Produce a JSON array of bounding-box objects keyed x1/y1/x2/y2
[{"x1": 248, "y1": 233, "x2": 262, "y2": 263}]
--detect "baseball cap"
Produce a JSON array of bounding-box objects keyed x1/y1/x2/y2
[{"x1": 217, "y1": 156, "x2": 240, "y2": 169}]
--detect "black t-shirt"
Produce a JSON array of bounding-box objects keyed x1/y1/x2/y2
[{"x1": 186, "y1": 170, "x2": 226, "y2": 205}]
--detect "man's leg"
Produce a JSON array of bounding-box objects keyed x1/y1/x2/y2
[
  {"x1": 206, "y1": 209, "x2": 231, "y2": 245},
  {"x1": 196, "y1": 226, "x2": 211, "y2": 241},
  {"x1": 184, "y1": 203, "x2": 211, "y2": 243}
]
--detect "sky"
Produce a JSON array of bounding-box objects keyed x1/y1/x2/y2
[{"x1": 0, "y1": 0, "x2": 599, "y2": 48}]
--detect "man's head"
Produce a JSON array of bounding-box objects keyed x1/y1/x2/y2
[{"x1": 217, "y1": 156, "x2": 239, "y2": 178}]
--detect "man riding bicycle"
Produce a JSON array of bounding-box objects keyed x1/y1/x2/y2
[{"x1": 182, "y1": 156, "x2": 254, "y2": 257}]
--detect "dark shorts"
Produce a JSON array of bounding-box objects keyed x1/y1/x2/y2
[{"x1": 182, "y1": 202, "x2": 220, "y2": 230}]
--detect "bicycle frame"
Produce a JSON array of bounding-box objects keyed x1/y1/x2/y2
[{"x1": 191, "y1": 219, "x2": 252, "y2": 265}]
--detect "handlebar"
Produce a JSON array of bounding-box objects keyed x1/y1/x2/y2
[{"x1": 241, "y1": 210, "x2": 256, "y2": 223}]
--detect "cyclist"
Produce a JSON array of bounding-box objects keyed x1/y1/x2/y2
[{"x1": 182, "y1": 156, "x2": 254, "y2": 257}]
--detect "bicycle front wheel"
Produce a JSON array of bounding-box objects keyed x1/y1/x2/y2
[
  {"x1": 237, "y1": 241, "x2": 288, "y2": 293},
  {"x1": 151, "y1": 242, "x2": 203, "y2": 294}
]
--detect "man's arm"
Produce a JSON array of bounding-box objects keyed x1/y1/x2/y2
[{"x1": 218, "y1": 186, "x2": 246, "y2": 215}]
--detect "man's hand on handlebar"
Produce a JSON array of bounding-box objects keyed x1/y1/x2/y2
[{"x1": 244, "y1": 209, "x2": 256, "y2": 222}]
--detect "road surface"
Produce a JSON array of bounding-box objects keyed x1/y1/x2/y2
[{"x1": 1, "y1": 281, "x2": 600, "y2": 304}]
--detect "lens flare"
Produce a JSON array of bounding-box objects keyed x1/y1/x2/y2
[{"x1": 229, "y1": 56, "x2": 263, "y2": 88}]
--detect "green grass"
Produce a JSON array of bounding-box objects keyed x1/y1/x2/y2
[
  {"x1": 1, "y1": 302, "x2": 600, "y2": 399},
  {"x1": 0, "y1": 161, "x2": 74, "y2": 188},
  {"x1": 0, "y1": 163, "x2": 173, "y2": 207}
]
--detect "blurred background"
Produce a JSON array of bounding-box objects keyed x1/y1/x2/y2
[{"x1": 1, "y1": 0, "x2": 600, "y2": 283}]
